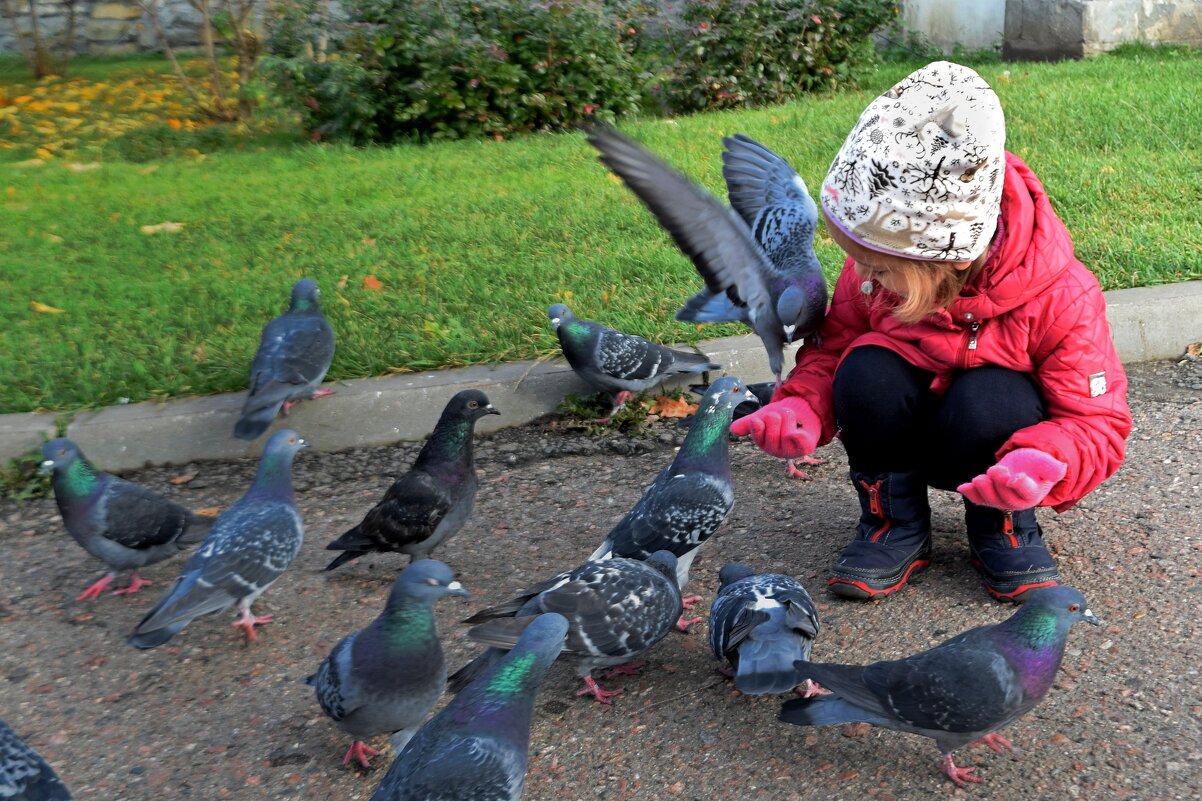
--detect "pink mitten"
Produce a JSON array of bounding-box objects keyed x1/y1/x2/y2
[
  {"x1": 729, "y1": 397, "x2": 820, "y2": 460},
  {"x1": 957, "y1": 448, "x2": 1068, "y2": 511}
]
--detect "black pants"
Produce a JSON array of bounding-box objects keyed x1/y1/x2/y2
[{"x1": 833, "y1": 346, "x2": 1046, "y2": 490}]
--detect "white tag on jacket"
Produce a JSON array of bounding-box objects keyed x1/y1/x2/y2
[{"x1": 1089, "y1": 372, "x2": 1107, "y2": 397}]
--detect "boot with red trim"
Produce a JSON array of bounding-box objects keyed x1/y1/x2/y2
[
  {"x1": 964, "y1": 500, "x2": 1060, "y2": 603},
  {"x1": 828, "y1": 471, "x2": 932, "y2": 600}
]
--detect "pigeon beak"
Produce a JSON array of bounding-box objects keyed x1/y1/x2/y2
[
  {"x1": 485, "y1": 404, "x2": 500, "y2": 416},
  {"x1": 550, "y1": 317, "x2": 561, "y2": 328},
  {"x1": 743, "y1": 389, "x2": 760, "y2": 406},
  {"x1": 38, "y1": 459, "x2": 55, "y2": 475},
  {"x1": 446, "y1": 580, "x2": 470, "y2": 597},
  {"x1": 298, "y1": 437, "x2": 310, "y2": 449},
  {"x1": 782, "y1": 324, "x2": 796, "y2": 344},
  {"x1": 1083, "y1": 608, "x2": 1101, "y2": 626}
]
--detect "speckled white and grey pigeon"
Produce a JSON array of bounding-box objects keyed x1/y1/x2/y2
[
  {"x1": 307, "y1": 560, "x2": 469, "y2": 768},
  {"x1": 708, "y1": 563, "x2": 822, "y2": 696},
  {"x1": 369, "y1": 612, "x2": 568, "y2": 801},
  {"x1": 324, "y1": 390, "x2": 499, "y2": 570},
  {"x1": 450, "y1": 551, "x2": 681, "y2": 704},
  {"x1": 234, "y1": 278, "x2": 336, "y2": 440},
  {"x1": 780, "y1": 585, "x2": 1101, "y2": 786},
  {"x1": 127, "y1": 429, "x2": 308, "y2": 649},
  {"x1": 38, "y1": 438, "x2": 211, "y2": 602},
  {"x1": 547, "y1": 303, "x2": 718, "y2": 422},
  {"x1": 586, "y1": 126, "x2": 828, "y2": 389},
  {"x1": 0, "y1": 718, "x2": 72, "y2": 801},
  {"x1": 588, "y1": 377, "x2": 756, "y2": 628}
]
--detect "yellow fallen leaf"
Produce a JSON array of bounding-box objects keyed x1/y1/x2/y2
[
  {"x1": 648, "y1": 395, "x2": 698, "y2": 418},
  {"x1": 35, "y1": 147, "x2": 54, "y2": 160},
  {"x1": 1100, "y1": 165, "x2": 1115, "y2": 174},
  {"x1": 169, "y1": 474, "x2": 195, "y2": 485},
  {"x1": 14, "y1": 159, "x2": 46, "y2": 168},
  {"x1": 335, "y1": 291, "x2": 351, "y2": 306},
  {"x1": 140, "y1": 221, "x2": 185, "y2": 234},
  {"x1": 30, "y1": 300, "x2": 65, "y2": 314},
  {"x1": 194, "y1": 507, "x2": 220, "y2": 518},
  {"x1": 336, "y1": 274, "x2": 348, "y2": 289},
  {"x1": 43, "y1": 232, "x2": 64, "y2": 243},
  {"x1": 65, "y1": 162, "x2": 101, "y2": 172}
]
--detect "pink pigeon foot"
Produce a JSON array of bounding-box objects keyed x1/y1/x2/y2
[
  {"x1": 112, "y1": 571, "x2": 153, "y2": 596},
  {"x1": 310, "y1": 388, "x2": 336, "y2": 399},
  {"x1": 941, "y1": 754, "x2": 985, "y2": 787},
  {"x1": 232, "y1": 608, "x2": 274, "y2": 642},
  {"x1": 717, "y1": 665, "x2": 735, "y2": 678},
  {"x1": 680, "y1": 594, "x2": 704, "y2": 610},
  {"x1": 975, "y1": 732, "x2": 1022, "y2": 755},
  {"x1": 593, "y1": 391, "x2": 634, "y2": 424},
  {"x1": 342, "y1": 740, "x2": 380, "y2": 768},
  {"x1": 786, "y1": 454, "x2": 827, "y2": 480},
  {"x1": 793, "y1": 679, "x2": 831, "y2": 698},
  {"x1": 675, "y1": 614, "x2": 703, "y2": 632},
  {"x1": 576, "y1": 676, "x2": 623, "y2": 704},
  {"x1": 603, "y1": 661, "x2": 646, "y2": 679},
  {"x1": 76, "y1": 573, "x2": 115, "y2": 602}
]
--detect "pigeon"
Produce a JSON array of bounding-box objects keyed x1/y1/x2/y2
[
  {"x1": 368, "y1": 612, "x2": 569, "y2": 801},
  {"x1": 38, "y1": 438, "x2": 211, "y2": 601},
  {"x1": 687, "y1": 380, "x2": 775, "y2": 422},
  {"x1": 0, "y1": 718, "x2": 72, "y2": 801},
  {"x1": 708, "y1": 563, "x2": 821, "y2": 695},
  {"x1": 234, "y1": 278, "x2": 336, "y2": 440},
  {"x1": 324, "y1": 390, "x2": 499, "y2": 570},
  {"x1": 307, "y1": 560, "x2": 469, "y2": 768},
  {"x1": 588, "y1": 377, "x2": 756, "y2": 627},
  {"x1": 586, "y1": 126, "x2": 828, "y2": 388},
  {"x1": 547, "y1": 303, "x2": 719, "y2": 422},
  {"x1": 127, "y1": 429, "x2": 308, "y2": 649},
  {"x1": 780, "y1": 585, "x2": 1101, "y2": 786},
  {"x1": 449, "y1": 551, "x2": 681, "y2": 704}
]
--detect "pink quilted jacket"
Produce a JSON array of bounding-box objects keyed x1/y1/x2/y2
[{"x1": 781, "y1": 153, "x2": 1131, "y2": 511}]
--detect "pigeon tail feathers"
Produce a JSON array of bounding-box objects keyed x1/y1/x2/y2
[
  {"x1": 734, "y1": 633, "x2": 807, "y2": 695},
  {"x1": 779, "y1": 694, "x2": 890, "y2": 728},
  {"x1": 233, "y1": 406, "x2": 278, "y2": 441}
]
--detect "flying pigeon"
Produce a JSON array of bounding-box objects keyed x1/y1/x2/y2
[
  {"x1": 39, "y1": 438, "x2": 210, "y2": 601},
  {"x1": 450, "y1": 551, "x2": 681, "y2": 704},
  {"x1": 368, "y1": 612, "x2": 569, "y2": 801},
  {"x1": 0, "y1": 718, "x2": 72, "y2": 801},
  {"x1": 586, "y1": 126, "x2": 828, "y2": 389},
  {"x1": 324, "y1": 390, "x2": 499, "y2": 570},
  {"x1": 547, "y1": 303, "x2": 718, "y2": 422},
  {"x1": 780, "y1": 585, "x2": 1100, "y2": 786},
  {"x1": 234, "y1": 278, "x2": 336, "y2": 440},
  {"x1": 708, "y1": 563, "x2": 822, "y2": 696},
  {"x1": 127, "y1": 430, "x2": 308, "y2": 649},
  {"x1": 588, "y1": 377, "x2": 756, "y2": 627},
  {"x1": 307, "y1": 560, "x2": 469, "y2": 768}
]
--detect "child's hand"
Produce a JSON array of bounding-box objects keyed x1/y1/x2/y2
[
  {"x1": 729, "y1": 397, "x2": 820, "y2": 460},
  {"x1": 957, "y1": 448, "x2": 1068, "y2": 511}
]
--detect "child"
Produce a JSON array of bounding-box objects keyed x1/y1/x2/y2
[{"x1": 731, "y1": 61, "x2": 1131, "y2": 603}]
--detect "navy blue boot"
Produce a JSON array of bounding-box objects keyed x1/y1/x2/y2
[
  {"x1": 965, "y1": 500, "x2": 1061, "y2": 603},
  {"x1": 828, "y1": 471, "x2": 932, "y2": 600}
]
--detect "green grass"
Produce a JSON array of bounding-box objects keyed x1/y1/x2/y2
[{"x1": 1, "y1": 46, "x2": 1201, "y2": 414}]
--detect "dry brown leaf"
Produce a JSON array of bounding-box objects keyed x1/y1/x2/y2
[
  {"x1": 30, "y1": 300, "x2": 65, "y2": 314},
  {"x1": 140, "y1": 221, "x2": 185, "y2": 235},
  {"x1": 648, "y1": 395, "x2": 697, "y2": 418},
  {"x1": 336, "y1": 274, "x2": 349, "y2": 290},
  {"x1": 169, "y1": 474, "x2": 196, "y2": 485},
  {"x1": 1186, "y1": 342, "x2": 1201, "y2": 357},
  {"x1": 65, "y1": 162, "x2": 101, "y2": 172},
  {"x1": 194, "y1": 507, "x2": 220, "y2": 518},
  {"x1": 362, "y1": 275, "x2": 383, "y2": 292}
]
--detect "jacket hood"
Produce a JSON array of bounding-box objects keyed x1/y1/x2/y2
[{"x1": 951, "y1": 152, "x2": 1077, "y2": 321}]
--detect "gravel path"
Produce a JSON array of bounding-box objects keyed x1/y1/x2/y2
[{"x1": 1, "y1": 359, "x2": 1199, "y2": 801}]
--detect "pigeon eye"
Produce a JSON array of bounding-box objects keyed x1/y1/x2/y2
[
  {"x1": 732, "y1": 385, "x2": 742, "y2": 393},
  {"x1": 58, "y1": 449, "x2": 67, "y2": 457},
  {"x1": 467, "y1": 401, "x2": 479, "y2": 409},
  {"x1": 1068, "y1": 604, "x2": 1080, "y2": 612},
  {"x1": 289, "y1": 436, "x2": 296, "y2": 444}
]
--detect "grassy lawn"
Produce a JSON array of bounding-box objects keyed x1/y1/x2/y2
[{"x1": 1, "y1": 46, "x2": 1200, "y2": 415}]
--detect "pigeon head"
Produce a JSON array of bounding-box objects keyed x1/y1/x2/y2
[
  {"x1": 39, "y1": 437, "x2": 84, "y2": 475},
  {"x1": 776, "y1": 286, "x2": 806, "y2": 343},
  {"x1": 547, "y1": 303, "x2": 573, "y2": 330},
  {"x1": 1020, "y1": 585, "x2": 1100, "y2": 627},
  {"x1": 263, "y1": 429, "x2": 309, "y2": 458},
  {"x1": 289, "y1": 278, "x2": 322, "y2": 312},
  {"x1": 392, "y1": 559, "x2": 469, "y2": 604},
  {"x1": 644, "y1": 550, "x2": 681, "y2": 586},
  {"x1": 444, "y1": 389, "x2": 500, "y2": 422},
  {"x1": 516, "y1": 611, "x2": 570, "y2": 652},
  {"x1": 698, "y1": 376, "x2": 758, "y2": 414},
  {"x1": 718, "y1": 563, "x2": 756, "y2": 588}
]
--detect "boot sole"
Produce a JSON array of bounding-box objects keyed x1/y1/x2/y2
[
  {"x1": 827, "y1": 558, "x2": 930, "y2": 600},
  {"x1": 969, "y1": 558, "x2": 1061, "y2": 603}
]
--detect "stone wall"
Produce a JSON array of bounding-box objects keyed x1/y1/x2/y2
[
  {"x1": 1004, "y1": 0, "x2": 1202, "y2": 59},
  {"x1": 0, "y1": 0, "x2": 204, "y2": 57}
]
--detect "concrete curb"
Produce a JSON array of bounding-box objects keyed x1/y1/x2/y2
[{"x1": 3, "y1": 283, "x2": 1200, "y2": 471}]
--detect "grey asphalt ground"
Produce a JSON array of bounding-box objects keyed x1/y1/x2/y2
[{"x1": 0, "y1": 358, "x2": 1199, "y2": 801}]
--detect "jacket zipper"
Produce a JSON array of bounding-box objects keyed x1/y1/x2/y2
[{"x1": 958, "y1": 320, "x2": 980, "y2": 369}]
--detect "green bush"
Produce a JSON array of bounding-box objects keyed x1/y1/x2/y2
[
  {"x1": 265, "y1": 0, "x2": 643, "y2": 144},
  {"x1": 662, "y1": 0, "x2": 899, "y2": 112}
]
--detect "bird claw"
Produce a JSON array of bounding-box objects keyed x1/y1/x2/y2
[
  {"x1": 76, "y1": 574, "x2": 115, "y2": 602},
  {"x1": 976, "y1": 733, "x2": 1022, "y2": 756},
  {"x1": 112, "y1": 572, "x2": 152, "y2": 596},
  {"x1": 311, "y1": 388, "x2": 336, "y2": 399},
  {"x1": 576, "y1": 677, "x2": 623, "y2": 704},
  {"x1": 942, "y1": 755, "x2": 986, "y2": 786},
  {"x1": 603, "y1": 661, "x2": 646, "y2": 679},
  {"x1": 675, "y1": 614, "x2": 703, "y2": 632},
  {"x1": 793, "y1": 679, "x2": 831, "y2": 698},
  {"x1": 786, "y1": 455, "x2": 826, "y2": 480},
  {"x1": 342, "y1": 740, "x2": 380, "y2": 768},
  {"x1": 232, "y1": 611, "x2": 274, "y2": 641},
  {"x1": 680, "y1": 594, "x2": 704, "y2": 610}
]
